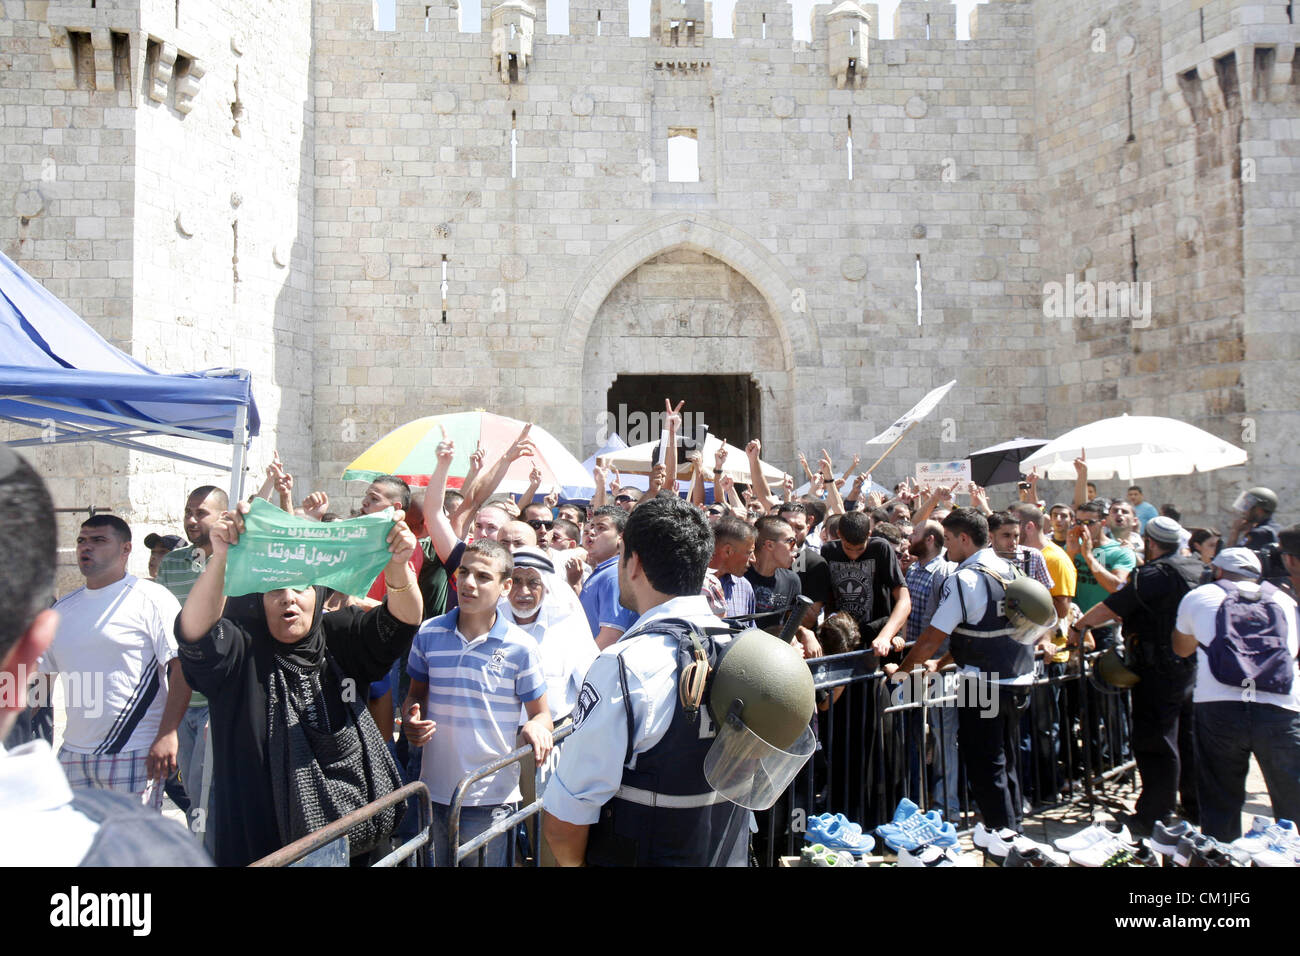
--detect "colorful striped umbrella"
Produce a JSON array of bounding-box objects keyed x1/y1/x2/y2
[{"x1": 341, "y1": 412, "x2": 597, "y2": 500}]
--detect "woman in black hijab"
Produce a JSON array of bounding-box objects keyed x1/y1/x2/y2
[{"x1": 176, "y1": 503, "x2": 423, "y2": 867}]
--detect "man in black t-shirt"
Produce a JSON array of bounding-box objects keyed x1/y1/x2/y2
[
  {"x1": 821, "y1": 511, "x2": 911, "y2": 659},
  {"x1": 779, "y1": 502, "x2": 831, "y2": 627},
  {"x1": 744, "y1": 516, "x2": 802, "y2": 633}
]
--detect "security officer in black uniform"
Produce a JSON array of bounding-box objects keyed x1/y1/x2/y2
[
  {"x1": 891, "y1": 508, "x2": 1057, "y2": 834},
  {"x1": 1072, "y1": 515, "x2": 1205, "y2": 832},
  {"x1": 541, "y1": 493, "x2": 815, "y2": 866}
]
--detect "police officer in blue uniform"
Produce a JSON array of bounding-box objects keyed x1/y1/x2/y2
[
  {"x1": 542, "y1": 493, "x2": 752, "y2": 866},
  {"x1": 891, "y1": 508, "x2": 1057, "y2": 833}
]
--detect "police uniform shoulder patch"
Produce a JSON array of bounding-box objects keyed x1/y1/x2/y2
[{"x1": 574, "y1": 681, "x2": 601, "y2": 728}]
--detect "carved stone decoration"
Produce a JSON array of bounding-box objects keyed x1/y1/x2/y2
[
  {"x1": 911, "y1": 223, "x2": 927, "y2": 239},
  {"x1": 175, "y1": 212, "x2": 193, "y2": 238},
  {"x1": 431, "y1": 91, "x2": 457, "y2": 114},
  {"x1": 501, "y1": 255, "x2": 527, "y2": 282},
  {"x1": 1072, "y1": 245, "x2": 1093, "y2": 271},
  {"x1": 49, "y1": 30, "x2": 76, "y2": 91},
  {"x1": 570, "y1": 92, "x2": 594, "y2": 116},
  {"x1": 905, "y1": 95, "x2": 928, "y2": 119},
  {"x1": 175, "y1": 60, "x2": 205, "y2": 115},
  {"x1": 840, "y1": 254, "x2": 867, "y2": 281},
  {"x1": 364, "y1": 254, "x2": 391, "y2": 280},
  {"x1": 151, "y1": 42, "x2": 178, "y2": 103},
  {"x1": 771, "y1": 95, "x2": 795, "y2": 119},
  {"x1": 90, "y1": 29, "x2": 114, "y2": 93},
  {"x1": 973, "y1": 256, "x2": 998, "y2": 280}
]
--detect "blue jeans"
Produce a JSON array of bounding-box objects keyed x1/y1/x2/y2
[
  {"x1": 431, "y1": 801, "x2": 516, "y2": 867},
  {"x1": 1195, "y1": 701, "x2": 1300, "y2": 842},
  {"x1": 930, "y1": 701, "x2": 961, "y2": 822},
  {"x1": 176, "y1": 706, "x2": 209, "y2": 836}
]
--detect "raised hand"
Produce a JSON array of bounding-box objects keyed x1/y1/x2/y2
[
  {"x1": 529, "y1": 460, "x2": 544, "y2": 485},
  {"x1": 664, "y1": 398, "x2": 684, "y2": 433},
  {"x1": 385, "y1": 510, "x2": 417, "y2": 568},
  {"x1": 592, "y1": 458, "x2": 608, "y2": 490},
  {"x1": 468, "y1": 441, "x2": 485, "y2": 475},
  {"x1": 1073, "y1": 448, "x2": 1087, "y2": 478},
  {"x1": 544, "y1": 486, "x2": 560, "y2": 509},
  {"x1": 746, "y1": 439, "x2": 762, "y2": 459},
  {"x1": 714, "y1": 442, "x2": 729, "y2": 471},
  {"x1": 302, "y1": 491, "x2": 330, "y2": 521}
]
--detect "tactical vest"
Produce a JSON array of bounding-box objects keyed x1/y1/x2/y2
[
  {"x1": 947, "y1": 562, "x2": 1035, "y2": 681},
  {"x1": 586, "y1": 618, "x2": 750, "y2": 867}
]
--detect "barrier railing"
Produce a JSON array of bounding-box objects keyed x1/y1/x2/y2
[
  {"x1": 446, "y1": 721, "x2": 579, "y2": 867},
  {"x1": 249, "y1": 781, "x2": 434, "y2": 868}
]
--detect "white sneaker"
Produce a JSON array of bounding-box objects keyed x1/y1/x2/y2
[
  {"x1": 1233, "y1": 821, "x2": 1299, "y2": 856},
  {"x1": 1010, "y1": 835, "x2": 1069, "y2": 866},
  {"x1": 972, "y1": 822, "x2": 1018, "y2": 850},
  {"x1": 1069, "y1": 835, "x2": 1137, "y2": 867},
  {"x1": 899, "y1": 844, "x2": 960, "y2": 867},
  {"x1": 1054, "y1": 820, "x2": 1132, "y2": 853}
]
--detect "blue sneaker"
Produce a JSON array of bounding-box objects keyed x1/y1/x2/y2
[
  {"x1": 806, "y1": 814, "x2": 875, "y2": 855},
  {"x1": 876, "y1": 799, "x2": 948, "y2": 852}
]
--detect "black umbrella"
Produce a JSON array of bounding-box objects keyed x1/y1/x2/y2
[{"x1": 969, "y1": 437, "x2": 1048, "y2": 487}]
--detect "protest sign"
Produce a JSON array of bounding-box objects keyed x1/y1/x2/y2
[
  {"x1": 915, "y1": 460, "x2": 971, "y2": 493},
  {"x1": 223, "y1": 498, "x2": 394, "y2": 597}
]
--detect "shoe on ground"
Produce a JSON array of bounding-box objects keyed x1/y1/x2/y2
[
  {"x1": 1233, "y1": 819, "x2": 1298, "y2": 856},
  {"x1": 973, "y1": 822, "x2": 1018, "y2": 850},
  {"x1": 898, "y1": 844, "x2": 961, "y2": 867},
  {"x1": 1070, "y1": 835, "x2": 1138, "y2": 867},
  {"x1": 1130, "y1": 842, "x2": 1161, "y2": 867},
  {"x1": 1150, "y1": 817, "x2": 1193, "y2": 857},
  {"x1": 806, "y1": 815, "x2": 875, "y2": 855},
  {"x1": 1173, "y1": 832, "x2": 1214, "y2": 868},
  {"x1": 876, "y1": 799, "x2": 951, "y2": 853},
  {"x1": 1188, "y1": 842, "x2": 1238, "y2": 868},
  {"x1": 1055, "y1": 819, "x2": 1132, "y2": 853},
  {"x1": 1006, "y1": 844, "x2": 1064, "y2": 868}
]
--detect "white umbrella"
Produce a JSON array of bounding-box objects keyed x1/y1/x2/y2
[
  {"x1": 1019, "y1": 414, "x2": 1248, "y2": 482},
  {"x1": 601, "y1": 434, "x2": 788, "y2": 486}
]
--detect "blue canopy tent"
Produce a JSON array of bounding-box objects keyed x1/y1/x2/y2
[{"x1": 0, "y1": 251, "x2": 260, "y2": 502}]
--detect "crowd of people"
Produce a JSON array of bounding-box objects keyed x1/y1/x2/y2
[{"x1": 2, "y1": 404, "x2": 1298, "y2": 868}]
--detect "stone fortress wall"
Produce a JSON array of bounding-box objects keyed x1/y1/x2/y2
[{"x1": 1, "y1": 0, "x2": 1296, "y2": 588}]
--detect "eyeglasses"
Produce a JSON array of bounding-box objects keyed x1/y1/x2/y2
[
  {"x1": 615, "y1": 495, "x2": 635, "y2": 504},
  {"x1": 527, "y1": 519, "x2": 553, "y2": 530}
]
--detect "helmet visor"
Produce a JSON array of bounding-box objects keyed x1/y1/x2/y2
[
  {"x1": 704, "y1": 713, "x2": 816, "y2": 811},
  {"x1": 1007, "y1": 604, "x2": 1059, "y2": 645},
  {"x1": 1231, "y1": 491, "x2": 1257, "y2": 514}
]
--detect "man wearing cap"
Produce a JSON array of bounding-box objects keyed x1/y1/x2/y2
[
  {"x1": 1072, "y1": 515, "x2": 1206, "y2": 832},
  {"x1": 1174, "y1": 548, "x2": 1300, "y2": 841},
  {"x1": 145, "y1": 532, "x2": 183, "y2": 581}
]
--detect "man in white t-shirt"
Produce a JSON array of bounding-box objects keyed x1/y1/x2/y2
[
  {"x1": 39, "y1": 514, "x2": 190, "y2": 811},
  {"x1": 1173, "y1": 547, "x2": 1300, "y2": 841}
]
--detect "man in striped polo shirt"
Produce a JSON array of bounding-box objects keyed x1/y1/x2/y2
[
  {"x1": 40, "y1": 514, "x2": 190, "y2": 810},
  {"x1": 403, "y1": 540, "x2": 554, "y2": 866}
]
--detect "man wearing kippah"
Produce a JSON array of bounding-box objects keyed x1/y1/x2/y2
[{"x1": 1072, "y1": 515, "x2": 1207, "y2": 833}]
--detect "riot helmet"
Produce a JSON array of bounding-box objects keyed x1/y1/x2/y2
[
  {"x1": 1232, "y1": 487, "x2": 1278, "y2": 516},
  {"x1": 703, "y1": 629, "x2": 817, "y2": 810}
]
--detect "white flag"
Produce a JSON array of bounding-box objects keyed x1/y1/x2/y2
[{"x1": 865, "y1": 380, "x2": 957, "y2": 445}]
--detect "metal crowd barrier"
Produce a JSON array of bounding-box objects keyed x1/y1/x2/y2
[
  {"x1": 753, "y1": 645, "x2": 1136, "y2": 865},
  {"x1": 446, "y1": 721, "x2": 579, "y2": 867},
  {"x1": 250, "y1": 781, "x2": 434, "y2": 868}
]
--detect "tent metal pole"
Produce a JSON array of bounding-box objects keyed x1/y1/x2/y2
[
  {"x1": 1, "y1": 396, "x2": 233, "y2": 444},
  {"x1": 229, "y1": 403, "x2": 248, "y2": 504}
]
